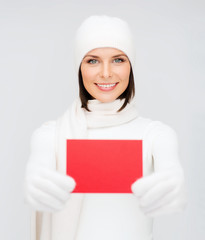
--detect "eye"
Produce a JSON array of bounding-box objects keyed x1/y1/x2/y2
[
  {"x1": 114, "y1": 58, "x2": 125, "y2": 63},
  {"x1": 87, "y1": 59, "x2": 98, "y2": 64}
]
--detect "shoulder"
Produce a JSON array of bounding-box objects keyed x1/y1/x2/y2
[
  {"x1": 129, "y1": 116, "x2": 152, "y2": 129},
  {"x1": 131, "y1": 116, "x2": 173, "y2": 133},
  {"x1": 136, "y1": 117, "x2": 178, "y2": 142},
  {"x1": 28, "y1": 121, "x2": 57, "y2": 168},
  {"x1": 30, "y1": 120, "x2": 57, "y2": 149},
  {"x1": 32, "y1": 120, "x2": 56, "y2": 136},
  {"x1": 147, "y1": 119, "x2": 177, "y2": 134},
  {"x1": 144, "y1": 120, "x2": 179, "y2": 151}
]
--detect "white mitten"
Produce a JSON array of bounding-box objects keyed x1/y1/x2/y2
[
  {"x1": 24, "y1": 163, "x2": 76, "y2": 212},
  {"x1": 131, "y1": 169, "x2": 187, "y2": 217}
]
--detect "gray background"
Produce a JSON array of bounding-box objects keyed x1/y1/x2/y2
[{"x1": 0, "y1": 0, "x2": 204, "y2": 239}]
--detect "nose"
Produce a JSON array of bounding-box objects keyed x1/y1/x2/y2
[{"x1": 99, "y1": 62, "x2": 112, "y2": 79}]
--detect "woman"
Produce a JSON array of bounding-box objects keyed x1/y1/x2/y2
[{"x1": 24, "y1": 15, "x2": 187, "y2": 240}]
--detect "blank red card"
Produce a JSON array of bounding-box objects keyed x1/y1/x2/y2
[{"x1": 66, "y1": 139, "x2": 142, "y2": 193}]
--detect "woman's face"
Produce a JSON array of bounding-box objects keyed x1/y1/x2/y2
[{"x1": 80, "y1": 47, "x2": 131, "y2": 103}]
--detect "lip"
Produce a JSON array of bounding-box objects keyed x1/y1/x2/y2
[{"x1": 95, "y1": 82, "x2": 118, "y2": 91}]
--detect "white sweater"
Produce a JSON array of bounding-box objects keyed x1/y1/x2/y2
[{"x1": 27, "y1": 113, "x2": 182, "y2": 240}]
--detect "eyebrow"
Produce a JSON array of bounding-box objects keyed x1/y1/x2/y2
[{"x1": 83, "y1": 54, "x2": 128, "y2": 59}]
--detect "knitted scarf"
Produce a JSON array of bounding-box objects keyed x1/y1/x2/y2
[{"x1": 32, "y1": 96, "x2": 139, "y2": 240}]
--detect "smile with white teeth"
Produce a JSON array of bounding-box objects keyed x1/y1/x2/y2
[{"x1": 96, "y1": 83, "x2": 117, "y2": 88}]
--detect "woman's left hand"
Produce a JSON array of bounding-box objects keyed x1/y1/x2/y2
[{"x1": 131, "y1": 169, "x2": 187, "y2": 217}]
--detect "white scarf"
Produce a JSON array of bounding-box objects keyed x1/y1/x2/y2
[{"x1": 32, "y1": 96, "x2": 139, "y2": 240}]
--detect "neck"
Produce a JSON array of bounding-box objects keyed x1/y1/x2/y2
[
  {"x1": 83, "y1": 97, "x2": 138, "y2": 128},
  {"x1": 86, "y1": 98, "x2": 126, "y2": 114}
]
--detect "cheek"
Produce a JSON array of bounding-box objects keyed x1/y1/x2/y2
[
  {"x1": 82, "y1": 68, "x2": 96, "y2": 84},
  {"x1": 115, "y1": 61, "x2": 130, "y2": 75},
  {"x1": 117, "y1": 66, "x2": 130, "y2": 82}
]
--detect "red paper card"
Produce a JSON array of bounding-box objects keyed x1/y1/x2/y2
[{"x1": 66, "y1": 139, "x2": 142, "y2": 193}]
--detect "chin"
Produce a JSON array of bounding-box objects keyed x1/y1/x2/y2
[{"x1": 96, "y1": 96, "x2": 117, "y2": 103}]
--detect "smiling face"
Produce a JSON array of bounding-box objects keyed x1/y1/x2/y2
[{"x1": 80, "y1": 47, "x2": 131, "y2": 103}]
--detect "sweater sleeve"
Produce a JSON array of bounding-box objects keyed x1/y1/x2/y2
[
  {"x1": 151, "y1": 121, "x2": 183, "y2": 173},
  {"x1": 26, "y1": 120, "x2": 57, "y2": 171}
]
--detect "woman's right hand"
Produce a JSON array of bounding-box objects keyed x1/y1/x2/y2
[{"x1": 24, "y1": 163, "x2": 76, "y2": 212}]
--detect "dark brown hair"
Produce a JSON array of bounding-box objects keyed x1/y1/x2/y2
[{"x1": 78, "y1": 64, "x2": 135, "y2": 112}]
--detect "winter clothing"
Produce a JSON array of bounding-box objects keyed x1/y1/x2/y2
[
  {"x1": 73, "y1": 15, "x2": 137, "y2": 73},
  {"x1": 24, "y1": 163, "x2": 76, "y2": 212},
  {"x1": 24, "y1": 97, "x2": 187, "y2": 240}
]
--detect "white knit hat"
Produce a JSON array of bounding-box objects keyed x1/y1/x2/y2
[{"x1": 73, "y1": 15, "x2": 136, "y2": 74}]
